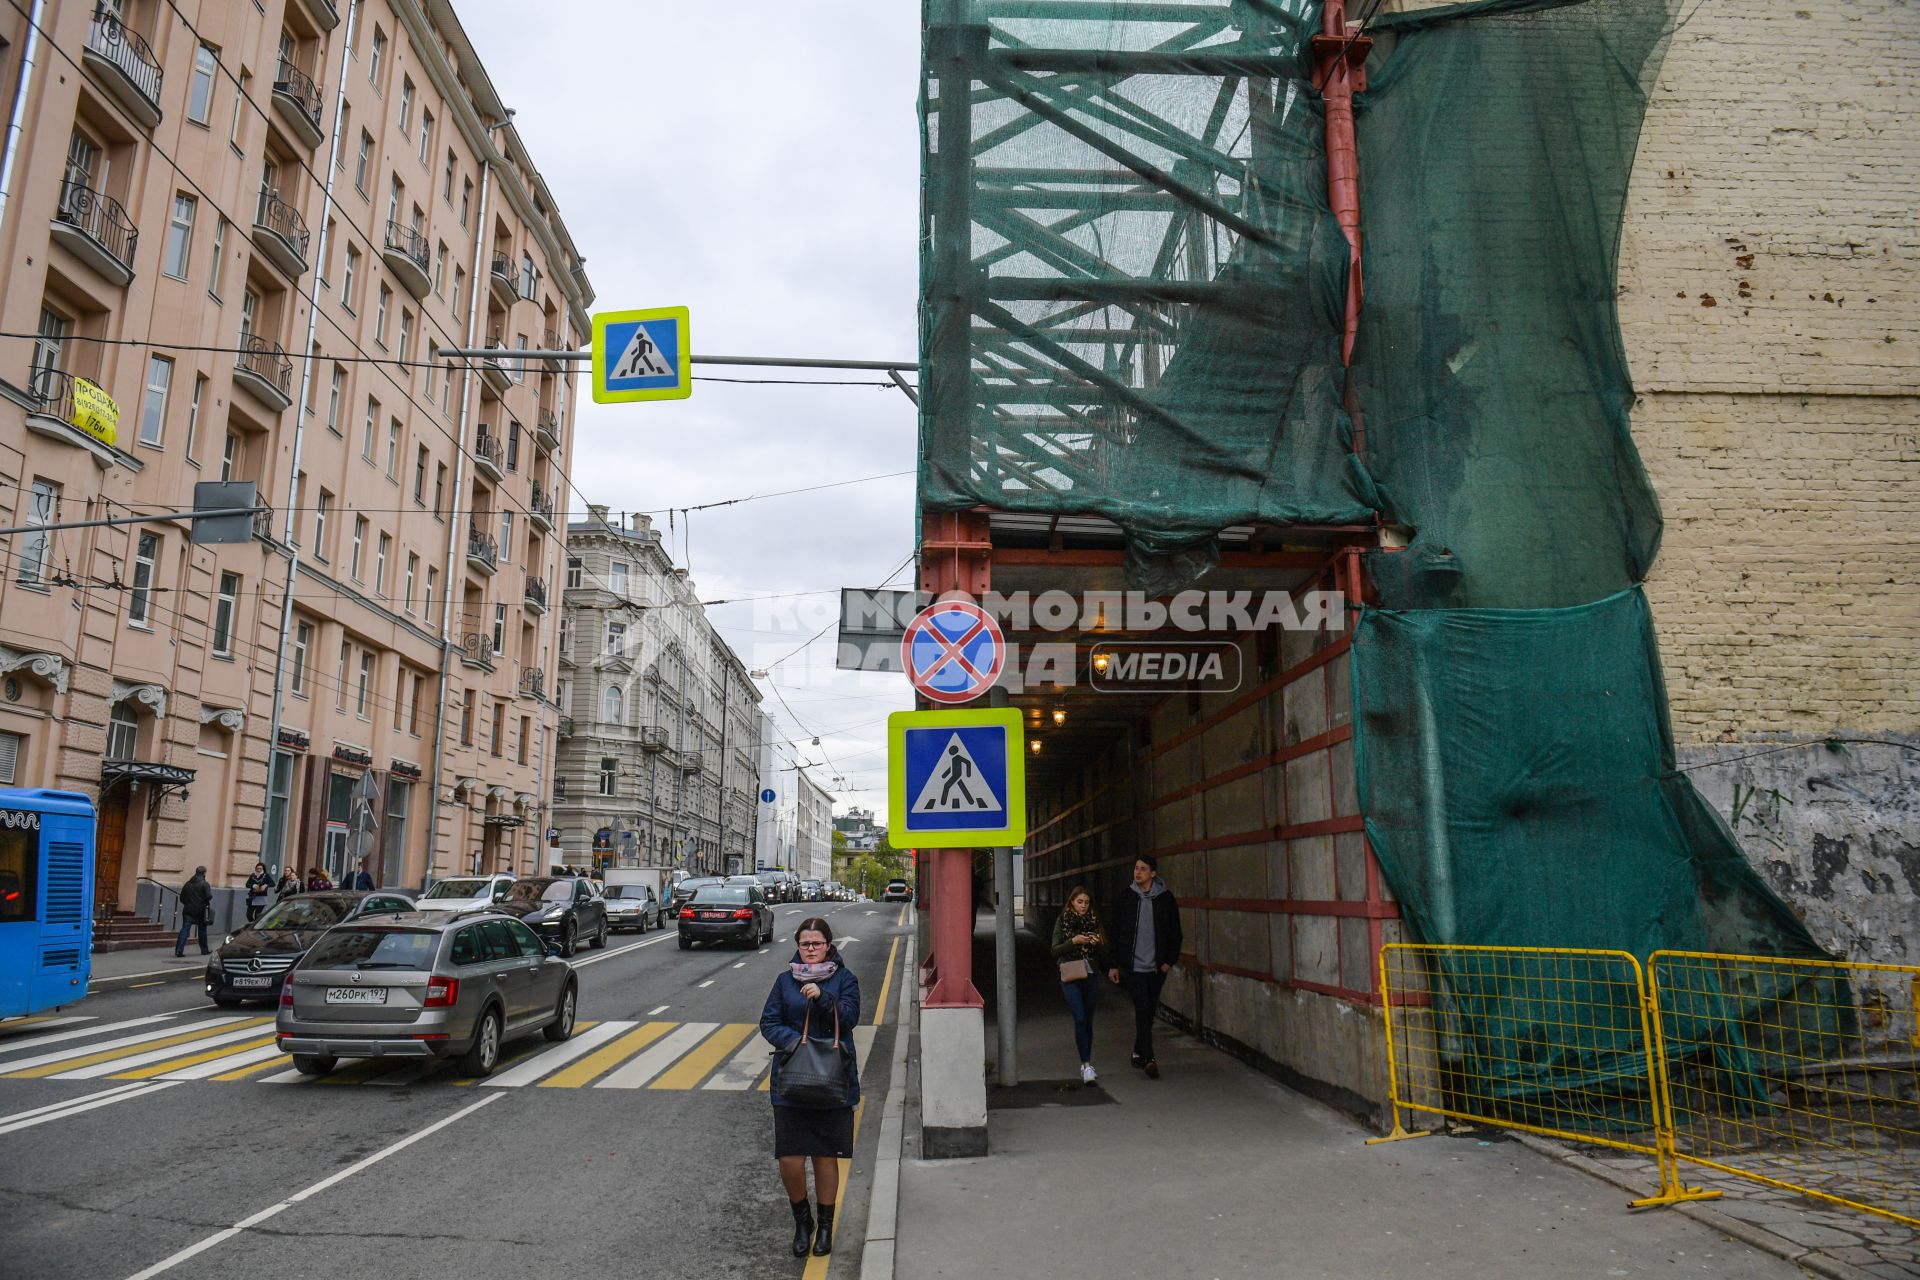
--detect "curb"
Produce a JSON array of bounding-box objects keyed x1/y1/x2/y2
[
  {"x1": 859, "y1": 936, "x2": 914, "y2": 1280},
  {"x1": 1505, "y1": 1132, "x2": 1882, "y2": 1280}
]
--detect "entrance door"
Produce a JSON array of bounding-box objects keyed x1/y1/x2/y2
[
  {"x1": 324, "y1": 772, "x2": 354, "y2": 883},
  {"x1": 96, "y1": 790, "x2": 129, "y2": 911}
]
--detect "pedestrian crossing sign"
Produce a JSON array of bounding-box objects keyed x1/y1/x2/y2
[
  {"x1": 591, "y1": 306, "x2": 692, "y2": 403},
  {"x1": 888, "y1": 708, "x2": 1025, "y2": 848}
]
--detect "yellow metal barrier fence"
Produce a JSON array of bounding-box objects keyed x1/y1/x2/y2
[{"x1": 1648, "y1": 951, "x2": 1920, "y2": 1227}]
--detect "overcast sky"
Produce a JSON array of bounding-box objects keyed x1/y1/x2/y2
[{"x1": 454, "y1": 2, "x2": 922, "y2": 827}]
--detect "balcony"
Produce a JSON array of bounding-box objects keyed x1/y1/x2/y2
[
  {"x1": 519, "y1": 668, "x2": 546, "y2": 699},
  {"x1": 528, "y1": 482, "x2": 555, "y2": 532},
  {"x1": 290, "y1": 0, "x2": 342, "y2": 32},
  {"x1": 557, "y1": 715, "x2": 574, "y2": 737},
  {"x1": 50, "y1": 180, "x2": 137, "y2": 287},
  {"x1": 22, "y1": 367, "x2": 113, "y2": 461},
  {"x1": 83, "y1": 7, "x2": 163, "y2": 129},
  {"x1": 465, "y1": 526, "x2": 498, "y2": 575},
  {"x1": 542, "y1": 328, "x2": 564, "y2": 352},
  {"x1": 488, "y1": 252, "x2": 519, "y2": 308},
  {"x1": 480, "y1": 339, "x2": 512, "y2": 394},
  {"x1": 524, "y1": 576, "x2": 548, "y2": 615},
  {"x1": 382, "y1": 220, "x2": 432, "y2": 300},
  {"x1": 679, "y1": 752, "x2": 705, "y2": 774},
  {"x1": 270, "y1": 61, "x2": 324, "y2": 149},
  {"x1": 457, "y1": 630, "x2": 495, "y2": 672},
  {"x1": 535, "y1": 407, "x2": 561, "y2": 452},
  {"x1": 638, "y1": 727, "x2": 668, "y2": 752},
  {"x1": 234, "y1": 337, "x2": 294, "y2": 411},
  {"x1": 472, "y1": 429, "x2": 505, "y2": 482},
  {"x1": 251, "y1": 188, "x2": 310, "y2": 278}
]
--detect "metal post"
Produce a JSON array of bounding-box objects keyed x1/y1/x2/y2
[{"x1": 994, "y1": 844, "x2": 1017, "y2": 1085}]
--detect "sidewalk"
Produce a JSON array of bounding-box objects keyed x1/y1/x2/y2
[
  {"x1": 890, "y1": 919, "x2": 1916, "y2": 1280},
  {"x1": 89, "y1": 944, "x2": 209, "y2": 982}
]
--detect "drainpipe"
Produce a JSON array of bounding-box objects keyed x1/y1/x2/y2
[
  {"x1": 1312, "y1": 0, "x2": 1368, "y2": 369},
  {"x1": 264, "y1": 0, "x2": 357, "y2": 873},
  {"x1": 0, "y1": 0, "x2": 47, "y2": 236},
  {"x1": 426, "y1": 116, "x2": 506, "y2": 881}
]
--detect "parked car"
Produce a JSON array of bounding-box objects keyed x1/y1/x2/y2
[
  {"x1": 276, "y1": 912, "x2": 576, "y2": 1078},
  {"x1": 411, "y1": 873, "x2": 516, "y2": 915},
  {"x1": 603, "y1": 883, "x2": 663, "y2": 933},
  {"x1": 754, "y1": 871, "x2": 790, "y2": 903},
  {"x1": 205, "y1": 890, "x2": 416, "y2": 1007},
  {"x1": 799, "y1": 879, "x2": 823, "y2": 902},
  {"x1": 882, "y1": 879, "x2": 913, "y2": 903},
  {"x1": 677, "y1": 884, "x2": 774, "y2": 950},
  {"x1": 669, "y1": 876, "x2": 722, "y2": 916},
  {"x1": 488, "y1": 876, "x2": 608, "y2": 956}
]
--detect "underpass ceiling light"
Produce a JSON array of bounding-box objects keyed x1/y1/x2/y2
[
  {"x1": 1051, "y1": 708, "x2": 1066, "y2": 725},
  {"x1": 1029, "y1": 738, "x2": 1043, "y2": 754}
]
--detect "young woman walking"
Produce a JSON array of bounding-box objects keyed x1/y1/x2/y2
[{"x1": 1051, "y1": 885, "x2": 1107, "y2": 1084}]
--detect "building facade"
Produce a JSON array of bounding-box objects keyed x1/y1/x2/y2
[
  {"x1": 550, "y1": 508, "x2": 762, "y2": 876},
  {"x1": 832, "y1": 806, "x2": 883, "y2": 853},
  {"x1": 0, "y1": 0, "x2": 591, "y2": 910},
  {"x1": 794, "y1": 768, "x2": 832, "y2": 883}
]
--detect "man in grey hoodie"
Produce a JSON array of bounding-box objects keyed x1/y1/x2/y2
[{"x1": 1105, "y1": 855, "x2": 1182, "y2": 1078}]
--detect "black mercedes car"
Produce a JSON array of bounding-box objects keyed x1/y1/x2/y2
[
  {"x1": 488, "y1": 876, "x2": 609, "y2": 956},
  {"x1": 204, "y1": 890, "x2": 416, "y2": 1006},
  {"x1": 668, "y1": 875, "x2": 722, "y2": 917},
  {"x1": 677, "y1": 884, "x2": 774, "y2": 950}
]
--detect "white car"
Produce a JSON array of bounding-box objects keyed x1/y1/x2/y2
[{"x1": 412, "y1": 873, "x2": 516, "y2": 914}]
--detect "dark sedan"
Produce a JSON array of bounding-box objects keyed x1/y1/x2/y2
[
  {"x1": 204, "y1": 890, "x2": 416, "y2": 1006},
  {"x1": 489, "y1": 876, "x2": 608, "y2": 956},
  {"x1": 669, "y1": 875, "x2": 722, "y2": 916},
  {"x1": 677, "y1": 885, "x2": 774, "y2": 950}
]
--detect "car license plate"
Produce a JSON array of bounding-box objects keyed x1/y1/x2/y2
[
  {"x1": 699, "y1": 912, "x2": 725, "y2": 920},
  {"x1": 324, "y1": 987, "x2": 389, "y2": 1005},
  {"x1": 231, "y1": 975, "x2": 273, "y2": 989}
]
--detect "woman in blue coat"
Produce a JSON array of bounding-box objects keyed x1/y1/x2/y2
[{"x1": 759, "y1": 916, "x2": 860, "y2": 1258}]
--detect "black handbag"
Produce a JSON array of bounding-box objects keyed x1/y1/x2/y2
[{"x1": 776, "y1": 1002, "x2": 853, "y2": 1108}]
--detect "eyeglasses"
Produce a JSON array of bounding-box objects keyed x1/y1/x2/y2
[{"x1": 798, "y1": 939, "x2": 829, "y2": 949}]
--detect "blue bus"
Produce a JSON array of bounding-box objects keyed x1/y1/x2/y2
[{"x1": 0, "y1": 788, "x2": 95, "y2": 1019}]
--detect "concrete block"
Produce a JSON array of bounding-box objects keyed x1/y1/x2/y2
[
  {"x1": 1290, "y1": 835, "x2": 1335, "y2": 900},
  {"x1": 1294, "y1": 914, "x2": 1340, "y2": 988}
]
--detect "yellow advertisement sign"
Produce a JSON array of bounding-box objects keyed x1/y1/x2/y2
[{"x1": 70, "y1": 378, "x2": 118, "y2": 447}]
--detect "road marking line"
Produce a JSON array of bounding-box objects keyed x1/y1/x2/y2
[
  {"x1": 732, "y1": 961, "x2": 746, "y2": 969},
  {"x1": 802, "y1": 1096, "x2": 866, "y2": 1280},
  {"x1": 110, "y1": 1033, "x2": 280, "y2": 1080},
  {"x1": 0, "y1": 1080, "x2": 149, "y2": 1125},
  {"x1": 698, "y1": 979, "x2": 715, "y2": 988},
  {"x1": 568, "y1": 935, "x2": 657, "y2": 968},
  {"x1": 538, "y1": 1021, "x2": 673, "y2": 1089},
  {"x1": 208, "y1": 1050, "x2": 290, "y2": 1082},
  {"x1": 161, "y1": 1043, "x2": 285, "y2": 1081},
  {"x1": 874, "y1": 937, "x2": 901, "y2": 1026},
  {"x1": 1, "y1": 1017, "x2": 253, "y2": 1077},
  {"x1": 594, "y1": 1022, "x2": 716, "y2": 1089},
  {"x1": 0, "y1": 1080, "x2": 181, "y2": 1137},
  {"x1": 129, "y1": 981, "x2": 165, "y2": 989},
  {"x1": 119, "y1": 1094, "x2": 502, "y2": 1280},
  {"x1": 484, "y1": 1020, "x2": 634, "y2": 1087},
  {"x1": 853, "y1": 1024, "x2": 878, "y2": 1073},
  {"x1": 650, "y1": 1023, "x2": 755, "y2": 1090},
  {"x1": 54, "y1": 1021, "x2": 276, "y2": 1079},
  {"x1": 703, "y1": 1033, "x2": 774, "y2": 1091},
  {"x1": 92, "y1": 965, "x2": 201, "y2": 983},
  {"x1": 646, "y1": 1004, "x2": 669, "y2": 1016},
  {"x1": 0, "y1": 1013, "x2": 177, "y2": 1059}
]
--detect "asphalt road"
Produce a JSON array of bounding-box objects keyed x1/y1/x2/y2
[{"x1": 0, "y1": 900, "x2": 912, "y2": 1280}]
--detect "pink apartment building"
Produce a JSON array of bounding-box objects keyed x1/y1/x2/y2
[{"x1": 0, "y1": 0, "x2": 592, "y2": 917}]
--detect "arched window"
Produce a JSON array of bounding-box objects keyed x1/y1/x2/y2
[{"x1": 603, "y1": 684, "x2": 623, "y2": 723}]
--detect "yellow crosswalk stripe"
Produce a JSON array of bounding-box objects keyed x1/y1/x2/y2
[
  {"x1": 537, "y1": 1021, "x2": 673, "y2": 1089},
  {"x1": 211, "y1": 1052, "x2": 292, "y2": 1082},
  {"x1": 3, "y1": 1020, "x2": 272, "y2": 1079},
  {"x1": 649, "y1": 1023, "x2": 755, "y2": 1090},
  {"x1": 110, "y1": 1035, "x2": 280, "y2": 1080}
]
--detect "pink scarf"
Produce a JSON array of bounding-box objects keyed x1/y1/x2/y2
[{"x1": 790, "y1": 959, "x2": 839, "y2": 983}]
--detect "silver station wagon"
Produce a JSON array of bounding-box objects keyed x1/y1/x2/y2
[{"x1": 276, "y1": 911, "x2": 576, "y2": 1078}]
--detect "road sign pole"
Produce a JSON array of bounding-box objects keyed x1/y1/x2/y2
[{"x1": 993, "y1": 844, "x2": 1017, "y2": 1086}]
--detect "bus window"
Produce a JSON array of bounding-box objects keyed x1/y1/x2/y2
[{"x1": 0, "y1": 827, "x2": 35, "y2": 923}]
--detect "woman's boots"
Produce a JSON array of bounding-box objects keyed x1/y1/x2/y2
[
  {"x1": 812, "y1": 1203, "x2": 835, "y2": 1256},
  {"x1": 790, "y1": 1200, "x2": 814, "y2": 1257}
]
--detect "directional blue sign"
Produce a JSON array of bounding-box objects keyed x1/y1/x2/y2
[
  {"x1": 888, "y1": 708, "x2": 1026, "y2": 848},
  {"x1": 760, "y1": 788, "x2": 777, "y2": 804},
  {"x1": 592, "y1": 306, "x2": 692, "y2": 403}
]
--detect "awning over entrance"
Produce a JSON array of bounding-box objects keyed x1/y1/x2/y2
[{"x1": 100, "y1": 759, "x2": 196, "y2": 818}]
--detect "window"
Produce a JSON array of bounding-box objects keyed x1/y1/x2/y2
[
  {"x1": 213, "y1": 572, "x2": 239, "y2": 657},
  {"x1": 318, "y1": 217, "x2": 335, "y2": 282},
  {"x1": 414, "y1": 445, "x2": 429, "y2": 502},
  {"x1": 433, "y1": 463, "x2": 446, "y2": 517},
  {"x1": 492, "y1": 603, "x2": 507, "y2": 655},
  {"x1": 460, "y1": 177, "x2": 472, "y2": 226},
  {"x1": 385, "y1": 780, "x2": 412, "y2": 865},
  {"x1": 518, "y1": 716, "x2": 530, "y2": 765},
  {"x1": 264, "y1": 750, "x2": 294, "y2": 864},
  {"x1": 425, "y1": 343, "x2": 439, "y2": 400},
  {"x1": 221, "y1": 431, "x2": 240, "y2": 482},
  {"x1": 513, "y1": 334, "x2": 527, "y2": 384},
  {"x1": 30, "y1": 307, "x2": 66, "y2": 387},
  {"x1": 163, "y1": 194, "x2": 195, "y2": 278},
  {"x1": 610, "y1": 561, "x2": 629, "y2": 595},
  {"x1": 350, "y1": 516, "x2": 367, "y2": 580},
  {"x1": 393, "y1": 667, "x2": 407, "y2": 731},
  {"x1": 606, "y1": 621, "x2": 626, "y2": 654},
  {"x1": 499, "y1": 509, "x2": 513, "y2": 550},
  {"x1": 603, "y1": 684, "x2": 623, "y2": 723},
  {"x1": 314, "y1": 489, "x2": 333, "y2": 559},
  {"x1": 342, "y1": 244, "x2": 360, "y2": 309},
  {"x1": 506, "y1": 421, "x2": 520, "y2": 472},
  {"x1": 231, "y1": 70, "x2": 250, "y2": 147},
  {"x1": 560, "y1": 613, "x2": 573, "y2": 655},
  {"x1": 375, "y1": 533, "x2": 390, "y2": 595},
  {"x1": 424, "y1": 566, "x2": 437, "y2": 620},
  {"x1": 185, "y1": 375, "x2": 205, "y2": 462},
  {"x1": 566, "y1": 558, "x2": 582, "y2": 589},
  {"x1": 433, "y1": 242, "x2": 447, "y2": 295},
  {"x1": 398, "y1": 77, "x2": 414, "y2": 134},
  {"x1": 403, "y1": 554, "x2": 418, "y2": 614},
  {"x1": 397, "y1": 310, "x2": 413, "y2": 367},
  {"x1": 520, "y1": 254, "x2": 538, "y2": 299},
  {"x1": 239, "y1": 287, "x2": 258, "y2": 345},
  {"x1": 128, "y1": 532, "x2": 159, "y2": 626},
  {"x1": 419, "y1": 109, "x2": 433, "y2": 166},
  {"x1": 208, "y1": 218, "x2": 227, "y2": 299},
  {"x1": 443, "y1": 149, "x2": 456, "y2": 201},
  {"x1": 408, "y1": 673, "x2": 423, "y2": 734},
  {"x1": 363, "y1": 397, "x2": 378, "y2": 459},
  {"x1": 187, "y1": 44, "x2": 218, "y2": 123},
  {"x1": 336, "y1": 641, "x2": 349, "y2": 711},
  {"x1": 555, "y1": 775, "x2": 567, "y2": 803},
  {"x1": 292, "y1": 622, "x2": 311, "y2": 695},
  {"x1": 106, "y1": 704, "x2": 139, "y2": 761},
  {"x1": 369, "y1": 26, "x2": 386, "y2": 87},
  {"x1": 375, "y1": 283, "x2": 391, "y2": 345},
  {"x1": 598, "y1": 757, "x2": 616, "y2": 797},
  {"x1": 386, "y1": 419, "x2": 402, "y2": 477},
  {"x1": 386, "y1": 174, "x2": 402, "y2": 230},
  {"x1": 326, "y1": 366, "x2": 345, "y2": 433},
  {"x1": 357, "y1": 651, "x2": 374, "y2": 716},
  {"x1": 451, "y1": 265, "x2": 465, "y2": 316},
  {"x1": 355, "y1": 130, "x2": 372, "y2": 193},
  {"x1": 137, "y1": 355, "x2": 171, "y2": 446},
  {"x1": 490, "y1": 701, "x2": 504, "y2": 756},
  {"x1": 443, "y1": 358, "x2": 455, "y2": 412}
]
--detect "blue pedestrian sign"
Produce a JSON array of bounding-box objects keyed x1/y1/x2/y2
[
  {"x1": 760, "y1": 788, "x2": 777, "y2": 804},
  {"x1": 592, "y1": 306, "x2": 692, "y2": 403},
  {"x1": 888, "y1": 708, "x2": 1026, "y2": 848}
]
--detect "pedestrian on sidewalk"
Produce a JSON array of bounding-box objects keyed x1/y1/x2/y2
[
  {"x1": 244, "y1": 862, "x2": 272, "y2": 923},
  {"x1": 176, "y1": 866, "x2": 213, "y2": 957},
  {"x1": 1106, "y1": 854, "x2": 1182, "y2": 1080},
  {"x1": 1052, "y1": 884, "x2": 1107, "y2": 1084},
  {"x1": 305, "y1": 866, "x2": 333, "y2": 891},
  {"x1": 759, "y1": 916, "x2": 861, "y2": 1259},
  {"x1": 347, "y1": 856, "x2": 375, "y2": 891},
  {"x1": 275, "y1": 867, "x2": 301, "y2": 900}
]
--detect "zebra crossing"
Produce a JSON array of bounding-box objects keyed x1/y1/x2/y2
[{"x1": 0, "y1": 1011, "x2": 879, "y2": 1094}]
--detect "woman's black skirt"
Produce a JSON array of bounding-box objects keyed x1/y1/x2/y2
[{"x1": 773, "y1": 1104, "x2": 855, "y2": 1158}]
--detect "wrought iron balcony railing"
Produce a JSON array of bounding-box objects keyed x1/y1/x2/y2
[
  {"x1": 466, "y1": 526, "x2": 499, "y2": 570},
  {"x1": 525, "y1": 576, "x2": 549, "y2": 611},
  {"x1": 86, "y1": 7, "x2": 163, "y2": 116},
  {"x1": 383, "y1": 219, "x2": 430, "y2": 274},
  {"x1": 54, "y1": 180, "x2": 138, "y2": 275},
  {"x1": 236, "y1": 336, "x2": 293, "y2": 400},
  {"x1": 254, "y1": 187, "x2": 311, "y2": 265},
  {"x1": 272, "y1": 60, "x2": 323, "y2": 130}
]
